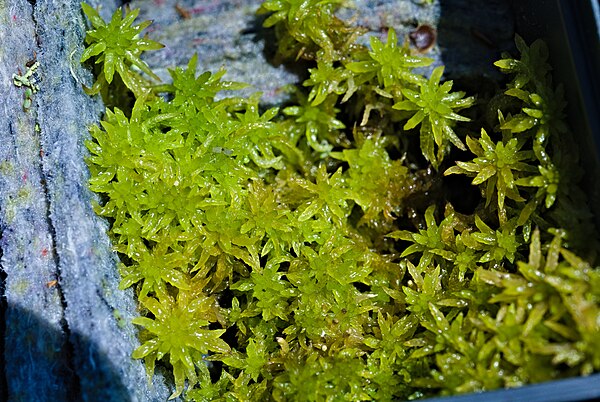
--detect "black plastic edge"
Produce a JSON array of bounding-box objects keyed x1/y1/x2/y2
[
  {"x1": 558, "y1": 0, "x2": 600, "y2": 222},
  {"x1": 425, "y1": 372, "x2": 600, "y2": 402},
  {"x1": 508, "y1": 0, "x2": 600, "y2": 230},
  {"x1": 429, "y1": 1, "x2": 600, "y2": 400}
]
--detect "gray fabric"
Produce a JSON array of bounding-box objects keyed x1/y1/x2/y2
[
  {"x1": 1, "y1": 0, "x2": 170, "y2": 400},
  {"x1": 0, "y1": 1, "x2": 70, "y2": 399}
]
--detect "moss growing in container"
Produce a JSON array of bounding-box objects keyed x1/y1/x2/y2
[{"x1": 81, "y1": 2, "x2": 599, "y2": 400}]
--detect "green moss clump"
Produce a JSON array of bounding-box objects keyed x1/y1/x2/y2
[{"x1": 81, "y1": 2, "x2": 599, "y2": 400}]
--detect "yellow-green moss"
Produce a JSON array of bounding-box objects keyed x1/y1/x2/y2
[{"x1": 81, "y1": 2, "x2": 599, "y2": 400}]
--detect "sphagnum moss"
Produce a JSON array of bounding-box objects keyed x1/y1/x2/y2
[{"x1": 81, "y1": 2, "x2": 599, "y2": 400}]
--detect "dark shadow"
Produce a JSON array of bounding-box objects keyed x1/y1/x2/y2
[
  {"x1": 508, "y1": 0, "x2": 600, "y2": 231},
  {"x1": 241, "y1": 12, "x2": 276, "y2": 61},
  {"x1": 442, "y1": 172, "x2": 480, "y2": 215},
  {"x1": 437, "y1": 0, "x2": 515, "y2": 82},
  {"x1": 1, "y1": 303, "x2": 131, "y2": 402},
  {"x1": 244, "y1": 12, "x2": 310, "y2": 88}
]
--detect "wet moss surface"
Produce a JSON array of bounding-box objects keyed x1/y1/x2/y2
[{"x1": 81, "y1": 1, "x2": 600, "y2": 400}]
